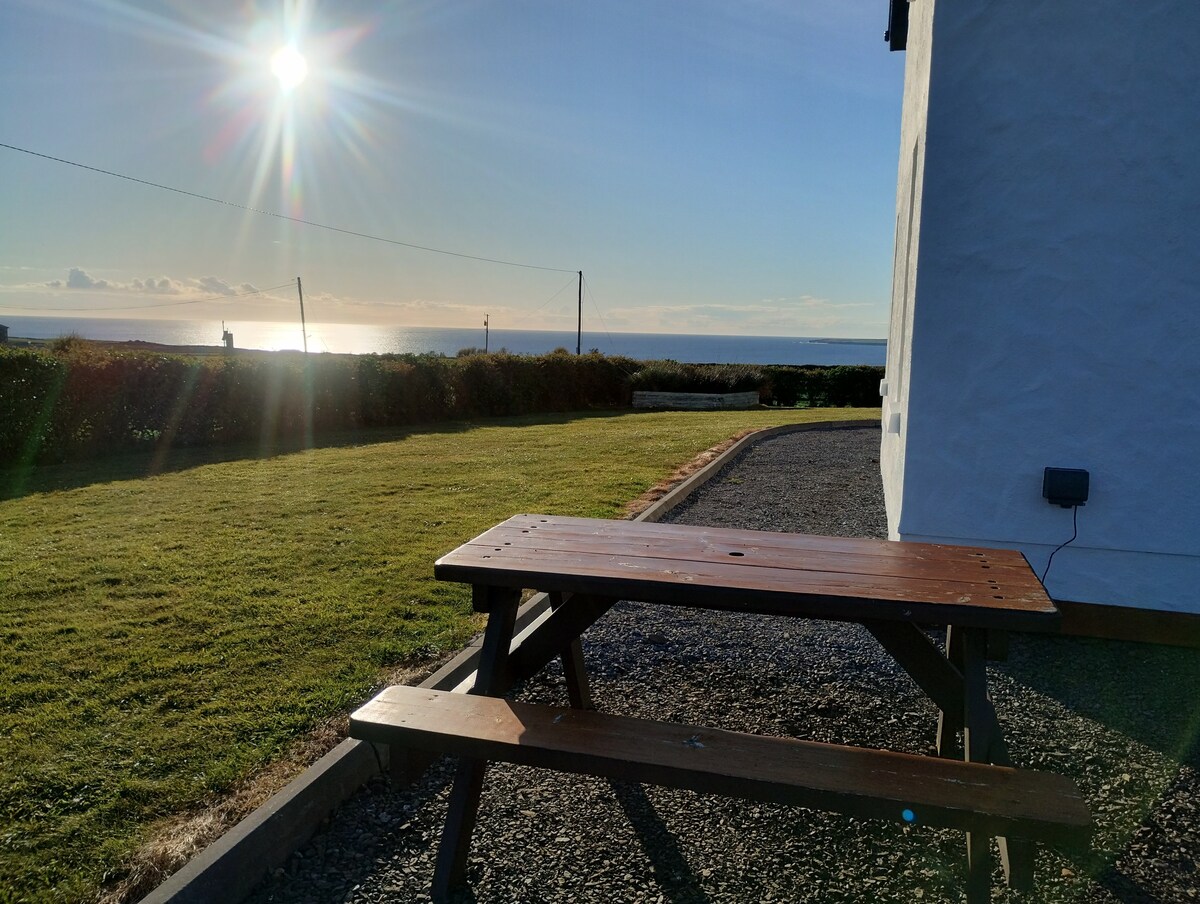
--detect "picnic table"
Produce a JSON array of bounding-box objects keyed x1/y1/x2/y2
[{"x1": 351, "y1": 514, "x2": 1091, "y2": 902}]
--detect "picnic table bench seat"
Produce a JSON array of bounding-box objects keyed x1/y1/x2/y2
[{"x1": 351, "y1": 684, "x2": 1092, "y2": 845}]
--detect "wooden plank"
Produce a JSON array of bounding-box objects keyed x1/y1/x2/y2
[
  {"x1": 560, "y1": 638, "x2": 592, "y2": 710},
  {"x1": 351, "y1": 686, "x2": 1092, "y2": 844},
  {"x1": 506, "y1": 593, "x2": 614, "y2": 685},
  {"x1": 973, "y1": 695, "x2": 1036, "y2": 891},
  {"x1": 432, "y1": 759, "x2": 487, "y2": 901},
  {"x1": 551, "y1": 593, "x2": 593, "y2": 710},
  {"x1": 481, "y1": 518, "x2": 1036, "y2": 574},
  {"x1": 443, "y1": 517, "x2": 1051, "y2": 605},
  {"x1": 447, "y1": 542, "x2": 1038, "y2": 603},
  {"x1": 478, "y1": 527, "x2": 1034, "y2": 586},
  {"x1": 1051, "y1": 599, "x2": 1200, "y2": 648},
  {"x1": 965, "y1": 832, "x2": 992, "y2": 904},
  {"x1": 959, "y1": 627, "x2": 998, "y2": 902},
  {"x1": 436, "y1": 547, "x2": 1058, "y2": 631},
  {"x1": 494, "y1": 511, "x2": 1032, "y2": 561},
  {"x1": 862, "y1": 620, "x2": 964, "y2": 716},
  {"x1": 489, "y1": 514, "x2": 1036, "y2": 571},
  {"x1": 961, "y1": 629, "x2": 994, "y2": 764},
  {"x1": 937, "y1": 626, "x2": 964, "y2": 758}
]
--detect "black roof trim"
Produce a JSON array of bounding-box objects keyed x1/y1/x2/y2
[{"x1": 885, "y1": 0, "x2": 909, "y2": 52}]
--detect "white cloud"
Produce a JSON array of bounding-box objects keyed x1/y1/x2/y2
[
  {"x1": 65, "y1": 267, "x2": 109, "y2": 290},
  {"x1": 30, "y1": 269, "x2": 261, "y2": 298},
  {"x1": 0, "y1": 268, "x2": 286, "y2": 318},
  {"x1": 130, "y1": 277, "x2": 183, "y2": 294},
  {"x1": 195, "y1": 276, "x2": 235, "y2": 295}
]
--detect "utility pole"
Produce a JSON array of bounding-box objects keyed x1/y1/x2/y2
[
  {"x1": 484, "y1": 314, "x2": 489, "y2": 353},
  {"x1": 296, "y1": 276, "x2": 308, "y2": 355},
  {"x1": 576, "y1": 270, "x2": 583, "y2": 355}
]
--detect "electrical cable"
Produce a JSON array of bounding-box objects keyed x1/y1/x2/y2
[
  {"x1": 1040, "y1": 504, "x2": 1079, "y2": 586},
  {"x1": 0, "y1": 142, "x2": 577, "y2": 274},
  {"x1": 584, "y1": 280, "x2": 617, "y2": 351},
  {"x1": 583, "y1": 276, "x2": 620, "y2": 354},
  {"x1": 533, "y1": 275, "x2": 579, "y2": 313},
  {"x1": 0, "y1": 280, "x2": 298, "y2": 313},
  {"x1": 583, "y1": 276, "x2": 640, "y2": 377}
]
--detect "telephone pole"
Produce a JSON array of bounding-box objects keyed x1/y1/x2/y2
[
  {"x1": 576, "y1": 270, "x2": 583, "y2": 355},
  {"x1": 296, "y1": 276, "x2": 308, "y2": 355},
  {"x1": 484, "y1": 314, "x2": 489, "y2": 353}
]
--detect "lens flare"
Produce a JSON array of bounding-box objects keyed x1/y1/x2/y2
[{"x1": 270, "y1": 45, "x2": 308, "y2": 92}]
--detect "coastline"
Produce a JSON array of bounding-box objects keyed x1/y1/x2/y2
[{"x1": 0, "y1": 316, "x2": 887, "y2": 366}]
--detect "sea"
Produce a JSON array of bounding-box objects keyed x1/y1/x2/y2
[{"x1": 0, "y1": 315, "x2": 886, "y2": 366}]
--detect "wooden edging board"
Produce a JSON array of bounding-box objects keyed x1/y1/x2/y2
[{"x1": 138, "y1": 418, "x2": 873, "y2": 903}]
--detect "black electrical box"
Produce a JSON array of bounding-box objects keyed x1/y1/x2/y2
[{"x1": 1043, "y1": 467, "x2": 1089, "y2": 508}]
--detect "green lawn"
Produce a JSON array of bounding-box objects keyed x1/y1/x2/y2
[{"x1": 0, "y1": 408, "x2": 876, "y2": 902}]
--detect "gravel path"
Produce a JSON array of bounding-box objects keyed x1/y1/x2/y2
[{"x1": 249, "y1": 425, "x2": 1200, "y2": 904}]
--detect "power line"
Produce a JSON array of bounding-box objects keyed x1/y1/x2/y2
[
  {"x1": 0, "y1": 141, "x2": 578, "y2": 274},
  {"x1": 583, "y1": 275, "x2": 621, "y2": 355},
  {"x1": 533, "y1": 274, "x2": 579, "y2": 313},
  {"x1": 582, "y1": 276, "x2": 639, "y2": 376},
  {"x1": 0, "y1": 280, "x2": 297, "y2": 313}
]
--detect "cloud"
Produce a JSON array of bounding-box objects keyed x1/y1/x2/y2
[
  {"x1": 34, "y1": 269, "x2": 261, "y2": 298},
  {"x1": 131, "y1": 276, "x2": 183, "y2": 294},
  {"x1": 196, "y1": 276, "x2": 235, "y2": 295},
  {"x1": 64, "y1": 267, "x2": 110, "y2": 290}
]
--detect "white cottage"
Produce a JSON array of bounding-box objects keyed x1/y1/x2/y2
[{"x1": 880, "y1": 1, "x2": 1200, "y2": 621}]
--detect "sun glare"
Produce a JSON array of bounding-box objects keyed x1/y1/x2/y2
[{"x1": 270, "y1": 44, "x2": 308, "y2": 92}]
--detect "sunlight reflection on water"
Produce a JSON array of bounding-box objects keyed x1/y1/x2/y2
[{"x1": 2, "y1": 316, "x2": 886, "y2": 365}]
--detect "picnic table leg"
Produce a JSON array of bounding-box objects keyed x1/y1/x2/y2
[
  {"x1": 960, "y1": 627, "x2": 995, "y2": 902},
  {"x1": 982, "y1": 707, "x2": 1036, "y2": 890},
  {"x1": 937, "y1": 626, "x2": 965, "y2": 757},
  {"x1": 431, "y1": 586, "x2": 521, "y2": 901},
  {"x1": 959, "y1": 627, "x2": 1037, "y2": 892},
  {"x1": 550, "y1": 592, "x2": 594, "y2": 710}
]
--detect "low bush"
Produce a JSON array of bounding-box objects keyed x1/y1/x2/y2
[
  {"x1": 0, "y1": 345, "x2": 881, "y2": 468},
  {"x1": 0, "y1": 347, "x2": 638, "y2": 467},
  {"x1": 629, "y1": 361, "x2": 764, "y2": 394},
  {"x1": 760, "y1": 364, "x2": 883, "y2": 408}
]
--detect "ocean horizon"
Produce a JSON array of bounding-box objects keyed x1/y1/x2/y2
[{"x1": 0, "y1": 315, "x2": 886, "y2": 366}]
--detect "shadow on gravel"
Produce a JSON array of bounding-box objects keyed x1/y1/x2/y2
[
  {"x1": 609, "y1": 780, "x2": 710, "y2": 904},
  {"x1": 1001, "y1": 634, "x2": 1200, "y2": 765},
  {"x1": 1093, "y1": 866, "x2": 1175, "y2": 904}
]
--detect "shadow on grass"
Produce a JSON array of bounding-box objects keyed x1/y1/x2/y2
[
  {"x1": 1002, "y1": 634, "x2": 1200, "y2": 766},
  {"x1": 0, "y1": 410, "x2": 631, "y2": 502}
]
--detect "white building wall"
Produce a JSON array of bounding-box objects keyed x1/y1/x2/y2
[
  {"x1": 880, "y1": 0, "x2": 935, "y2": 537},
  {"x1": 884, "y1": 0, "x2": 1200, "y2": 611}
]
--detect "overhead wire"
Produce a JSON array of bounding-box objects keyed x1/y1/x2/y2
[
  {"x1": 0, "y1": 280, "x2": 298, "y2": 313},
  {"x1": 582, "y1": 275, "x2": 640, "y2": 375},
  {"x1": 582, "y1": 275, "x2": 621, "y2": 355},
  {"x1": 533, "y1": 275, "x2": 579, "y2": 314},
  {"x1": 0, "y1": 142, "x2": 578, "y2": 274}
]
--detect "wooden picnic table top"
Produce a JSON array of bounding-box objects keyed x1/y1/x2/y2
[{"x1": 434, "y1": 514, "x2": 1059, "y2": 631}]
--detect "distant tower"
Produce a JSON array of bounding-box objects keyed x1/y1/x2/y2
[{"x1": 221, "y1": 322, "x2": 234, "y2": 351}]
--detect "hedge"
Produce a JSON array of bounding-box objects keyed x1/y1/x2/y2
[
  {"x1": 0, "y1": 345, "x2": 882, "y2": 468},
  {"x1": 760, "y1": 365, "x2": 884, "y2": 408}
]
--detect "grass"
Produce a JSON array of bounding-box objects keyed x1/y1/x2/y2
[{"x1": 0, "y1": 407, "x2": 875, "y2": 902}]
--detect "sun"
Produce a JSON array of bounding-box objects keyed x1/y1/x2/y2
[{"x1": 270, "y1": 44, "x2": 308, "y2": 92}]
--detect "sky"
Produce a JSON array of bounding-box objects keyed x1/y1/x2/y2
[{"x1": 0, "y1": 1, "x2": 906, "y2": 338}]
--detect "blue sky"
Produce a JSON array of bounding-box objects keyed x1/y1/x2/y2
[{"x1": 0, "y1": 1, "x2": 905, "y2": 337}]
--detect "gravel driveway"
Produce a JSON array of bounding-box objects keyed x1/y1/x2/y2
[{"x1": 249, "y1": 424, "x2": 1200, "y2": 904}]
